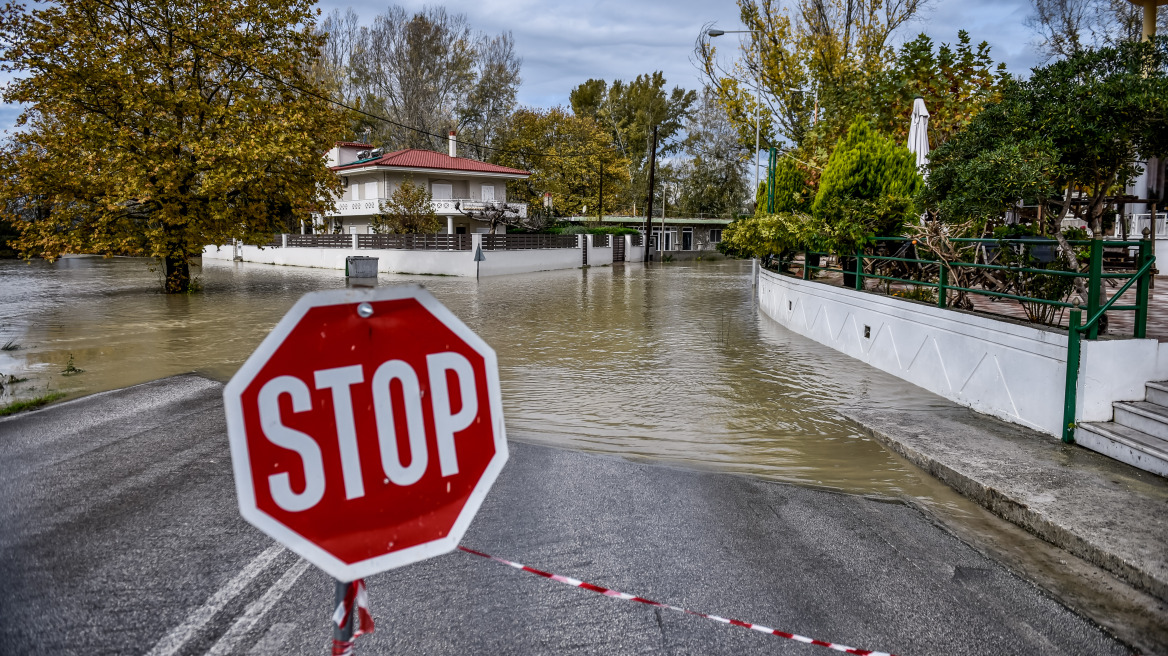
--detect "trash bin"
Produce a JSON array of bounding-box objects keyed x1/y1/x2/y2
[{"x1": 345, "y1": 256, "x2": 378, "y2": 278}]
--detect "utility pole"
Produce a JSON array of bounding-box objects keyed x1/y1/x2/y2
[
  {"x1": 598, "y1": 160, "x2": 603, "y2": 224},
  {"x1": 643, "y1": 125, "x2": 658, "y2": 263}
]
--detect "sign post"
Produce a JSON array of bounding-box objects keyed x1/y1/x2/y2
[{"x1": 224, "y1": 285, "x2": 507, "y2": 652}]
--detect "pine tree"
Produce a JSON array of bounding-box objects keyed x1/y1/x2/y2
[{"x1": 811, "y1": 118, "x2": 921, "y2": 251}]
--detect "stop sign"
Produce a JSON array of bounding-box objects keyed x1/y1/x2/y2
[{"x1": 224, "y1": 285, "x2": 507, "y2": 581}]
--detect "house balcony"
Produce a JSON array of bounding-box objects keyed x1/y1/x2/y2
[{"x1": 330, "y1": 198, "x2": 527, "y2": 218}]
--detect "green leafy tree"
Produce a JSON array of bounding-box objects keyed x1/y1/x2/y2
[
  {"x1": 876, "y1": 31, "x2": 1009, "y2": 145},
  {"x1": 0, "y1": 0, "x2": 346, "y2": 292},
  {"x1": 923, "y1": 37, "x2": 1168, "y2": 236},
  {"x1": 675, "y1": 87, "x2": 750, "y2": 218},
  {"x1": 570, "y1": 73, "x2": 696, "y2": 211},
  {"x1": 373, "y1": 177, "x2": 440, "y2": 234},
  {"x1": 492, "y1": 107, "x2": 629, "y2": 218},
  {"x1": 812, "y1": 118, "x2": 922, "y2": 252},
  {"x1": 770, "y1": 156, "x2": 814, "y2": 213},
  {"x1": 695, "y1": 0, "x2": 926, "y2": 151}
]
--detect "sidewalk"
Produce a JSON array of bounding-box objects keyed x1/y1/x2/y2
[{"x1": 840, "y1": 404, "x2": 1168, "y2": 603}]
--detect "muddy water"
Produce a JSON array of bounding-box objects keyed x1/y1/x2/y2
[{"x1": 0, "y1": 256, "x2": 963, "y2": 507}]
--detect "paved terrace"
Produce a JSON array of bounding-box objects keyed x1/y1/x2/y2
[{"x1": 801, "y1": 267, "x2": 1168, "y2": 341}]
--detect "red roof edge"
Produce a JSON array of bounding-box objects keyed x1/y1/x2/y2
[{"x1": 330, "y1": 148, "x2": 529, "y2": 177}]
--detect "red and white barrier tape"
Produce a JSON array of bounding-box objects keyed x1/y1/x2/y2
[
  {"x1": 459, "y1": 546, "x2": 895, "y2": 656},
  {"x1": 331, "y1": 579, "x2": 374, "y2": 656}
]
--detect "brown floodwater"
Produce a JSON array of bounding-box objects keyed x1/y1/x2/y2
[{"x1": 1, "y1": 255, "x2": 965, "y2": 510}]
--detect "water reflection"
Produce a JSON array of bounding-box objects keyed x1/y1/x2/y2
[{"x1": 0, "y1": 256, "x2": 957, "y2": 503}]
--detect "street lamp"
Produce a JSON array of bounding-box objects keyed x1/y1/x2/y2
[{"x1": 707, "y1": 28, "x2": 762, "y2": 197}]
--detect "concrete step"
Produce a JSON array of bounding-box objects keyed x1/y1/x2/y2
[
  {"x1": 1076, "y1": 421, "x2": 1168, "y2": 478},
  {"x1": 1113, "y1": 401, "x2": 1168, "y2": 439},
  {"x1": 1144, "y1": 380, "x2": 1168, "y2": 407}
]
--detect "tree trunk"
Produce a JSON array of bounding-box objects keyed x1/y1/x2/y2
[
  {"x1": 1051, "y1": 187, "x2": 1089, "y2": 303},
  {"x1": 164, "y1": 254, "x2": 191, "y2": 294}
]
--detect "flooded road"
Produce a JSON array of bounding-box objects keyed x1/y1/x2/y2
[{"x1": 1, "y1": 256, "x2": 958, "y2": 504}]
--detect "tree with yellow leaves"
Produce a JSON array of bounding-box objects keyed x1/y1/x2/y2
[
  {"x1": 491, "y1": 108, "x2": 629, "y2": 219},
  {"x1": 0, "y1": 0, "x2": 348, "y2": 292},
  {"x1": 696, "y1": 0, "x2": 925, "y2": 152}
]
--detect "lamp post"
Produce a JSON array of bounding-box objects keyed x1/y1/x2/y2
[{"x1": 707, "y1": 28, "x2": 762, "y2": 197}]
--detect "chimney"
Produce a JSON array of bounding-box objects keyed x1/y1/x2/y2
[{"x1": 448, "y1": 130, "x2": 457, "y2": 158}]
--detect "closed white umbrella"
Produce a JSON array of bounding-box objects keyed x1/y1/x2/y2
[{"x1": 907, "y1": 97, "x2": 930, "y2": 178}]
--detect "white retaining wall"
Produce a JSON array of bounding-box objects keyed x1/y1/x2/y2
[
  {"x1": 204, "y1": 234, "x2": 648, "y2": 277},
  {"x1": 202, "y1": 241, "x2": 586, "y2": 277},
  {"x1": 757, "y1": 267, "x2": 1168, "y2": 436}
]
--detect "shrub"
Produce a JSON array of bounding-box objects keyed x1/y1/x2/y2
[{"x1": 812, "y1": 118, "x2": 922, "y2": 253}]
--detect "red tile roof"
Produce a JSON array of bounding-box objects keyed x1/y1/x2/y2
[
  {"x1": 331, "y1": 148, "x2": 529, "y2": 177},
  {"x1": 335, "y1": 141, "x2": 374, "y2": 148}
]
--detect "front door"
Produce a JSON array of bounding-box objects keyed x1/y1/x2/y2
[{"x1": 682, "y1": 228, "x2": 693, "y2": 251}]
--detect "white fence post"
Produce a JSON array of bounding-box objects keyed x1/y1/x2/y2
[
  {"x1": 352, "y1": 233, "x2": 358, "y2": 250},
  {"x1": 282, "y1": 233, "x2": 288, "y2": 248}
]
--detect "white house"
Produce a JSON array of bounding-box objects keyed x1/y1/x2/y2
[{"x1": 324, "y1": 132, "x2": 531, "y2": 235}]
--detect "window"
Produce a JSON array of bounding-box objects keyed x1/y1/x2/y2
[
  {"x1": 352, "y1": 183, "x2": 360, "y2": 201},
  {"x1": 709, "y1": 229, "x2": 722, "y2": 243},
  {"x1": 481, "y1": 184, "x2": 495, "y2": 201},
  {"x1": 431, "y1": 183, "x2": 453, "y2": 199},
  {"x1": 365, "y1": 181, "x2": 378, "y2": 200}
]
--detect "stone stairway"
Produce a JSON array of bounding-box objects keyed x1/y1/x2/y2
[{"x1": 1077, "y1": 381, "x2": 1168, "y2": 477}]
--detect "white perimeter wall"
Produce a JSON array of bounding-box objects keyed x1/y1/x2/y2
[
  {"x1": 757, "y1": 267, "x2": 1168, "y2": 436},
  {"x1": 202, "y1": 243, "x2": 590, "y2": 278}
]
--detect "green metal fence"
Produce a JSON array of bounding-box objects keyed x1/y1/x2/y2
[{"x1": 780, "y1": 235, "x2": 1155, "y2": 444}]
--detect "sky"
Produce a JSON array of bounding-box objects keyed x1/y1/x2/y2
[
  {"x1": 0, "y1": 0, "x2": 1044, "y2": 134},
  {"x1": 322, "y1": 0, "x2": 1044, "y2": 109}
]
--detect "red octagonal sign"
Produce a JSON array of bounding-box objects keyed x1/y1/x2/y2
[{"x1": 224, "y1": 286, "x2": 507, "y2": 580}]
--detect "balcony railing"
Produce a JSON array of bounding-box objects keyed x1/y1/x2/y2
[{"x1": 330, "y1": 198, "x2": 528, "y2": 218}]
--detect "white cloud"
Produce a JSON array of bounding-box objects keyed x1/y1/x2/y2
[{"x1": 1, "y1": 0, "x2": 1050, "y2": 133}]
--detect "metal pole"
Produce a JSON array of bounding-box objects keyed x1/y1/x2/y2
[
  {"x1": 754, "y1": 43, "x2": 760, "y2": 199},
  {"x1": 1136, "y1": 228, "x2": 1151, "y2": 338},
  {"x1": 643, "y1": 125, "x2": 658, "y2": 263},
  {"x1": 1141, "y1": 0, "x2": 1157, "y2": 41},
  {"x1": 1062, "y1": 308, "x2": 1082, "y2": 444},
  {"x1": 1086, "y1": 237, "x2": 1103, "y2": 339},
  {"x1": 1151, "y1": 202, "x2": 1159, "y2": 289},
  {"x1": 334, "y1": 579, "x2": 357, "y2": 655}
]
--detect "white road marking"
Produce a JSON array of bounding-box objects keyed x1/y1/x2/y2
[
  {"x1": 145, "y1": 544, "x2": 285, "y2": 656},
  {"x1": 246, "y1": 622, "x2": 296, "y2": 655},
  {"x1": 206, "y1": 560, "x2": 311, "y2": 656}
]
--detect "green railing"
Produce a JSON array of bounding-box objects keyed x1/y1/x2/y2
[{"x1": 781, "y1": 235, "x2": 1155, "y2": 444}]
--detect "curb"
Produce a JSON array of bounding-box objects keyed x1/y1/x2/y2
[{"x1": 843, "y1": 410, "x2": 1168, "y2": 604}]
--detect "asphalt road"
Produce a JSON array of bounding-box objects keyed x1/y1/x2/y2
[{"x1": 0, "y1": 375, "x2": 1129, "y2": 655}]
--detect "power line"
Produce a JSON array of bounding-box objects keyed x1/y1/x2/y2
[{"x1": 83, "y1": 0, "x2": 619, "y2": 163}]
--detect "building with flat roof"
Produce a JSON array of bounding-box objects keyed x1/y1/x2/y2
[{"x1": 566, "y1": 215, "x2": 732, "y2": 258}]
